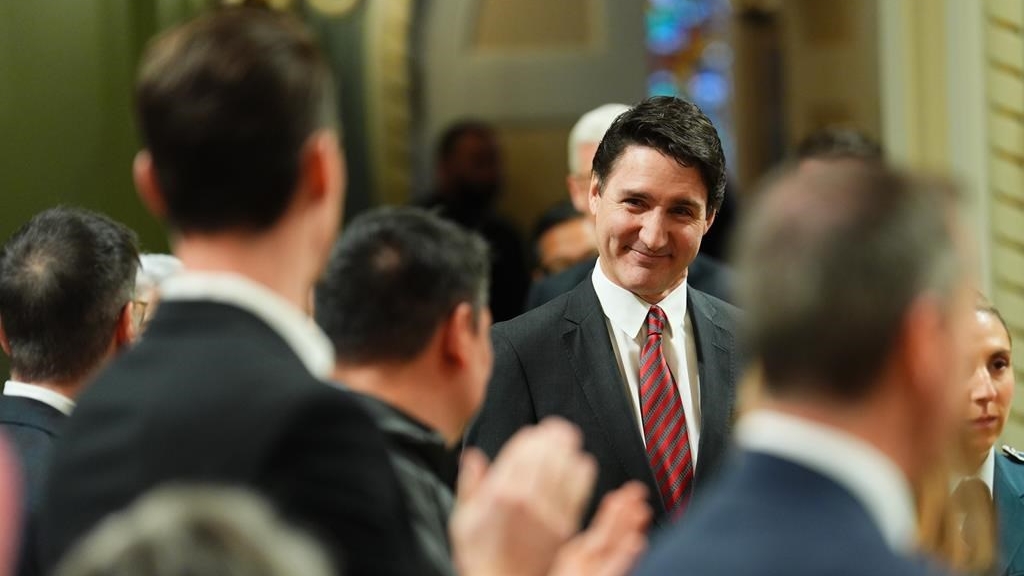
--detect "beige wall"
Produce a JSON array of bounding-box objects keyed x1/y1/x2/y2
[
  {"x1": 418, "y1": 0, "x2": 646, "y2": 234},
  {"x1": 779, "y1": 0, "x2": 881, "y2": 147},
  {"x1": 730, "y1": 0, "x2": 881, "y2": 192},
  {"x1": 984, "y1": 0, "x2": 1024, "y2": 445},
  {"x1": 879, "y1": 0, "x2": 1024, "y2": 446}
]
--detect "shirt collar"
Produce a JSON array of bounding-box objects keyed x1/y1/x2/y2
[
  {"x1": 737, "y1": 409, "x2": 917, "y2": 553},
  {"x1": 160, "y1": 271, "x2": 334, "y2": 379},
  {"x1": 3, "y1": 381, "x2": 75, "y2": 416},
  {"x1": 591, "y1": 258, "x2": 688, "y2": 339},
  {"x1": 952, "y1": 447, "x2": 995, "y2": 496}
]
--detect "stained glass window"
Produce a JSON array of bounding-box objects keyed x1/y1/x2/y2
[{"x1": 646, "y1": 0, "x2": 734, "y2": 162}]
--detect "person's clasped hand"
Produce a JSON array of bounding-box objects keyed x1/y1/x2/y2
[{"x1": 450, "y1": 417, "x2": 651, "y2": 576}]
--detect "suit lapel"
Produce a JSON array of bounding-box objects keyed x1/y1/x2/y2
[
  {"x1": 994, "y1": 455, "x2": 1024, "y2": 574},
  {"x1": 688, "y1": 287, "x2": 736, "y2": 489},
  {"x1": 561, "y1": 281, "x2": 664, "y2": 515}
]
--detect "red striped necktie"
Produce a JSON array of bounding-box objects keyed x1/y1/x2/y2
[{"x1": 639, "y1": 304, "x2": 694, "y2": 514}]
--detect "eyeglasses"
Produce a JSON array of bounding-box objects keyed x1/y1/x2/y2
[{"x1": 131, "y1": 299, "x2": 150, "y2": 332}]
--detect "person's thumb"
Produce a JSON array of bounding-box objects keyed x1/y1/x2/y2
[{"x1": 456, "y1": 447, "x2": 490, "y2": 501}]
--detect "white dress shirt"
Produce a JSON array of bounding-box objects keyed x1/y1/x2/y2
[
  {"x1": 738, "y1": 409, "x2": 917, "y2": 553},
  {"x1": 952, "y1": 447, "x2": 995, "y2": 496},
  {"x1": 3, "y1": 380, "x2": 75, "y2": 415},
  {"x1": 160, "y1": 271, "x2": 335, "y2": 379},
  {"x1": 591, "y1": 261, "x2": 701, "y2": 462}
]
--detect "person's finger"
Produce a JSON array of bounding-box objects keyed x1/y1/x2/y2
[
  {"x1": 549, "y1": 482, "x2": 651, "y2": 576},
  {"x1": 521, "y1": 419, "x2": 594, "y2": 531},
  {"x1": 490, "y1": 418, "x2": 583, "y2": 503},
  {"x1": 556, "y1": 451, "x2": 598, "y2": 530},
  {"x1": 456, "y1": 447, "x2": 490, "y2": 502}
]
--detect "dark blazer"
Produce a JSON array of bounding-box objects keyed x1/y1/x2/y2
[
  {"x1": 635, "y1": 451, "x2": 952, "y2": 576},
  {"x1": 0, "y1": 395, "x2": 64, "y2": 513},
  {"x1": 466, "y1": 279, "x2": 741, "y2": 526},
  {"x1": 354, "y1": 393, "x2": 455, "y2": 576},
  {"x1": 525, "y1": 254, "x2": 735, "y2": 311},
  {"x1": 38, "y1": 301, "x2": 425, "y2": 576},
  {"x1": 0, "y1": 394, "x2": 66, "y2": 576},
  {"x1": 996, "y1": 448, "x2": 1024, "y2": 575}
]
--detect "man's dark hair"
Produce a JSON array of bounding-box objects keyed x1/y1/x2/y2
[
  {"x1": 315, "y1": 207, "x2": 490, "y2": 364},
  {"x1": 592, "y1": 96, "x2": 727, "y2": 213},
  {"x1": 136, "y1": 6, "x2": 337, "y2": 233},
  {"x1": 735, "y1": 165, "x2": 961, "y2": 400},
  {"x1": 435, "y1": 120, "x2": 494, "y2": 163},
  {"x1": 795, "y1": 127, "x2": 883, "y2": 163},
  {"x1": 0, "y1": 207, "x2": 139, "y2": 383}
]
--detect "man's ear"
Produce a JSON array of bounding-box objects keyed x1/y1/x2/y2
[
  {"x1": 441, "y1": 302, "x2": 476, "y2": 369},
  {"x1": 114, "y1": 302, "x2": 136, "y2": 349},
  {"x1": 301, "y1": 131, "x2": 345, "y2": 201},
  {"x1": 134, "y1": 151, "x2": 168, "y2": 220},
  {"x1": 587, "y1": 176, "x2": 602, "y2": 217},
  {"x1": 703, "y1": 208, "x2": 717, "y2": 235},
  {"x1": 0, "y1": 317, "x2": 10, "y2": 357}
]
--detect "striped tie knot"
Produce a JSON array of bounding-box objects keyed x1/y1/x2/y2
[{"x1": 646, "y1": 305, "x2": 667, "y2": 336}]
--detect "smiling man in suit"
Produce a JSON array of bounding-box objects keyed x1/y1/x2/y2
[{"x1": 466, "y1": 96, "x2": 742, "y2": 526}]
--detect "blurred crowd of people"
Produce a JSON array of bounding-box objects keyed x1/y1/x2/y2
[{"x1": 0, "y1": 5, "x2": 1020, "y2": 576}]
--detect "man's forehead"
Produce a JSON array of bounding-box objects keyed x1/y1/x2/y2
[{"x1": 604, "y1": 147, "x2": 707, "y2": 195}]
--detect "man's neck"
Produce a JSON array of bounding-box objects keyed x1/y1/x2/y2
[
  {"x1": 333, "y1": 363, "x2": 463, "y2": 446},
  {"x1": 758, "y1": 391, "x2": 919, "y2": 483},
  {"x1": 173, "y1": 230, "x2": 316, "y2": 313},
  {"x1": 955, "y1": 445, "x2": 991, "y2": 477}
]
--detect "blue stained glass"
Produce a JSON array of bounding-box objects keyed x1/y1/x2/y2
[
  {"x1": 646, "y1": 0, "x2": 734, "y2": 171},
  {"x1": 689, "y1": 70, "x2": 729, "y2": 108},
  {"x1": 647, "y1": 24, "x2": 689, "y2": 55},
  {"x1": 648, "y1": 71, "x2": 681, "y2": 97}
]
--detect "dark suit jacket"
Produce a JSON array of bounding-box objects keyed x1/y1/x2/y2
[
  {"x1": 38, "y1": 301, "x2": 425, "y2": 576},
  {"x1": 525, "y1": 254, "x2": 735, "y2": 311},
  {"x1": 996, "y1": 449, "x2": 1024, "y2": 575},
  {"x1": 466, "y1": 279, "x2": 741, "y2": 526},
  {"x1": 635, "y1": 451, "x2": 952, "y2": 576},
  {"x1": 0, "y1": 394, "x2": 65, "y2": 576}
]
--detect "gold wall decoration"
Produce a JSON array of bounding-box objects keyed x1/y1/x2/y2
[{"x1": 221, "y1": 0, "x2": 359, "y2": 17}]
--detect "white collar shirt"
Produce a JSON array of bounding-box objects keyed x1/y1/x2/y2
[
  {"x1": 591, "y1": 260, "x2": 701, "y2": 462},
  {"x1": 160, "y1": 271, "x2": 334, "y2": 380},
  {"x1": 3, "y1": 380, "x2": 75, "y2": 416},
  {"x1": 952, "y1": 447, "x2": 995, "y2": 497},
  {"x1": 738, "y1": 409, "x2": 917, "y2": 553}
]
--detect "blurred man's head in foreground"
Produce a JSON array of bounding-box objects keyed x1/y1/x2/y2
[
  {"x1": 132, "y1": 7, "x2": 345, "y2": 286},
  {"x1": 736, "y1": 163, "x2": 974, "y2": 479},
  {"x1": 54, "y1": 486, "x2": 334, "y2": 576}
]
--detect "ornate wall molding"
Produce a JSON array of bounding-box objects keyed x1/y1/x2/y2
[{"x1": 365, "y1": 0, "x2": 414, "y2": 205}]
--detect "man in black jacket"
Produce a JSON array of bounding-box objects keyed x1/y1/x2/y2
[
  {"x1": 316, "y1": 207, "x2": 652, "y2": 576},
  {"x1": 37, "y1": 8, "x2": 423, "y2": 576}
]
